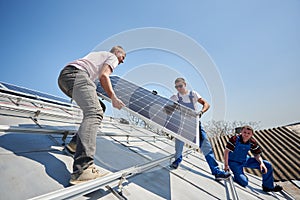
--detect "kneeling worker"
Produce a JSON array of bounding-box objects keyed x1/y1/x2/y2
[{"x1": 224, "y1": 125, "x2": 283, "y2": 192}]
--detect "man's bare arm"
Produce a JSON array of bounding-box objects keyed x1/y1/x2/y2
[
  {"x1": 99, "y1": 64, "x2": 125, "y2": 109},
  {"x1": 255, "y1": 154, "x2": 267, "y2": 174},
  {"x1": 224, "y1": 148, "x2": 230, "y2": 171},
  {"x1": 198, "y1": 98, "x2": 210, "y2": 117}
]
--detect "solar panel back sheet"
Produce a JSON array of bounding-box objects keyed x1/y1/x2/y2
[{"x1": 96, "y1": 76, "x2": 200, "y2": 148}]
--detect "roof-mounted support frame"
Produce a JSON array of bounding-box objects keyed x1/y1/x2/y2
[{"x1": 29, "y1": 153, "x2": 177, "y2": 200}]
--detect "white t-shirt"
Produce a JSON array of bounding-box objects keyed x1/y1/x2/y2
[
  {"x1": 67, "y1": 51, "x2": 119, "y2": 81},
  {"x1": 170, "y1": 90, "x2": 202, "y2": 111}
]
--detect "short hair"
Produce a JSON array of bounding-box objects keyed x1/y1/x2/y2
[
  {"x1": 241, "y1": 125, "x2": 254, "y2": 134},
  {"x1": 175, "y1": 77, "x2": 186, "y2": 84},
  {"x1": 110, "y1": 46, "x2": 125, "y2": 54}
]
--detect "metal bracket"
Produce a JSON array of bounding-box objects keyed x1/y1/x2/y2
[
  {"x1": 34, "y1": 110, "x2": 41, "y2": 118},
  {"x1": 30, "y1": 110, "x2": 42, "y2": 128},
  {"x1": 106, "y1": 185, "x2": 127, "y2": 200},
  {"x1": 8, "y1": 97, "x2": 22, "y2": 106},
  {"x1": 117, "y1": 173, "x2": 129, "y2": 193},
  {"x1": 126, "y1": 135, "x2": 130, "y2": 144},
  {"x1": 31, "y1": 102, "x2": 44, "y2": 108}
]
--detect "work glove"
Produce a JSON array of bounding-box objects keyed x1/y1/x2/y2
[{"x1": 198, "y1": 111, "x2": 204, "y2": 118}]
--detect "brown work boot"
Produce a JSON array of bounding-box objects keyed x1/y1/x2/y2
[{"x1": 69, "y1": 164, "x2": 109, "y2": 185}]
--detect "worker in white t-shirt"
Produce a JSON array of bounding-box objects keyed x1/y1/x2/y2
[
  {"x1": 169, "y1": 77, "x2": 231, "y2": 181},
  {"x1": 58, "y1": 46, "x2": 125, "y2": 184}
]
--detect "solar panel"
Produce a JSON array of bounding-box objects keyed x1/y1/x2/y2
[
  {"x1": 96, "y1": 76, "x2": 200, "y2": 148},
  {"x1": 0, "y1": 81, "x2": 71, "y2": 105}
]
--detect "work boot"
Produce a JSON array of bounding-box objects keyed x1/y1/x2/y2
[
  {"x1": 69, "y1": 164, "x2": 109, "y2": 185},
  {"x1": 263, "y1": 185, "x2": 283, "y2": 192},
  {"x1": 170, "y1": 156, "x2": 182, "y2": 169},
  {"x1": 65, "y1": 134, "x2": 77, "y2": 156},
  {"x1": 215, "y1": 171, "x2": 231, "y2": 181}
]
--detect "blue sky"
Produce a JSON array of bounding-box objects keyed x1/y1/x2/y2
[{"x1": 0, "y1": 0, "x2": 299, "y2": 129}]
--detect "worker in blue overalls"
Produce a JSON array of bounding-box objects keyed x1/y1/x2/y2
[
  {"x1": 169, "y1": 77, "x2": 231, "y2": 181},
  {"x1": 224, "y1": 125, "x2": 283, "y2": 192}
]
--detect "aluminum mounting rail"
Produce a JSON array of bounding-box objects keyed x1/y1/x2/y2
[
  {"x1": 97, "y1": 132, "x2": 168, "y2": 138},
  {"x1": 0, "y1": 125, "x2": 77, "y2": 135},
  {"x1": 227, "y1": 174, "x2": 239, "y2": 200},
  {"x1": 0, "y1": 92, "x2": 79, "y2": 111},
  {"x1": 0, "y1": 103, "x2": 82, "y2": 122},
  {"x1": 29, "y1": 153, "x2": 175, "y2": 200}
]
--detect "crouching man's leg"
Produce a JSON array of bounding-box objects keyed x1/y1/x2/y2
[
  {"x1": 244, "y1": 158, "x2": 283, "y2": 192},
  {"x1": 261, "y1": 160, "x2": 283, "y2": 192},
  {"x1": 229, "y1": 161, "x2": 248, "y2": 187}
]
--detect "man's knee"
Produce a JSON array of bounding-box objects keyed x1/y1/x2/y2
[
  {"x1": 93, "y1": 100, "x2": 104, "y2": 121},
  {"x1": 84, "y1": 107, "x2": 103, "y2": 123},
  {"x1": 234, "y1": 174, "x2": 248, "y2": 187}
]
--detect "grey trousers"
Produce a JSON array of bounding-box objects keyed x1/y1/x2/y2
[{"x1": 58, "y1": 65, "x2": 103, "y2": 173}]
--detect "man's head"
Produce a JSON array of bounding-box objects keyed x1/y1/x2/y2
[
  {"x1": 174, "y1": 78, "x2": 187, "y2": 94},
  {"x1": 240, "y1": 125, "x2": 254, "y2": 142},
  {"x1": 110, "y1": 46, "x2": 126, "y2": 64}
]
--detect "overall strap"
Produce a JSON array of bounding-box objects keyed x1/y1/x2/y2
[
  {"x1": 177, "y1": 91, "x2": 195, "y2": 110},
  {"x1": 188, "y1": 91, "x2": 194, "y2": 103},
  {"x1": 177, "y1": 93, "x2": 183, "y2": 103}
]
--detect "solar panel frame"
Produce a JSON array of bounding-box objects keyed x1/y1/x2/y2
[
  {"x1": 96, "y1": 76, "x2": 200, "y2": 148},
  {"x1": 0, "y1": 82, "x2": 73, "y2": 107}
]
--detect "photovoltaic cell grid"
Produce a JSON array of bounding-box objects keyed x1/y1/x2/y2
[
  {"x1": 96, "y1": 76, "x2": 200, "y2": 146},
  {"x1": 0, "y1": 81, "x2": 71, "y2": 105}
]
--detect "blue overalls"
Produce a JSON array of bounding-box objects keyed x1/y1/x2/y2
[
  {"x1": 228, "y1": 136, "x2": 274, "y2": 188},
  {"x1": 174, "y1": 91, "x2": 222, "y2": 175}
]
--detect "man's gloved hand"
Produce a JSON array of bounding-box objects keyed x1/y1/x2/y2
[{"x1": 198, "y1": 111, "x2": 204, "y2": 118}]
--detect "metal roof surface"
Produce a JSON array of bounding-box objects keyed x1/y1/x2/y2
[
  {"x1": 0, "y1": 117, "x2": 297, "y2": 200},
  {"x1": 0, "y1": 83, "x2": 298, "y2": 199}
]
